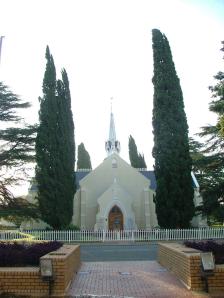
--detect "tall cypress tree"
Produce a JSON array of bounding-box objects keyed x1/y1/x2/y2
[
  {"x1": 152, "y1": 29, "x2": 194, "y2": 228},
  {"x1": 36, "y1": 46, "x2": 75, "y2": 229},
  {"x1": 128, "y1": 135, "x2": 147, "y2": 168},
  {"x1": 77, "y1": 142, "x2": 92, "y2": 169},
  {"x1": 56, "y1": 69, "x2": 75, "y2": 226}
]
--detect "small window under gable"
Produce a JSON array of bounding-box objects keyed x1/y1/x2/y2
[{"x1": 112, "y1": 158, "x2": 117, "y2": 168}]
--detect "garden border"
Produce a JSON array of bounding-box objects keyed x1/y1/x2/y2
[
  {"x1": 0, "y1": 244, "x2": 80, "y2": 297},
  {"x1": 158, "y1": 242, "x2": 224, "y2": 293}
]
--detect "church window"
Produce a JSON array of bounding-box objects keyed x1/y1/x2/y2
[{"x1": 112, "y1": 158, "x2": 117, "y2": 168}]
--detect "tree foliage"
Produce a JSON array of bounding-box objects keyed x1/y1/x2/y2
[
  {"x1": 0, "y1": 81, "x2": 37, "y2": 221},
  {"x1": 0, "y1": 82, "x2": 36, "y2": 168},
  {"x1": 193, "y1": 41, "x2": 224, "y2": 223},
  {"x1": 128, "y1": 135, "x2": 147, "y2": 168},
  {"x1": 190, "y1": 138, "x2": 224, "y2": 223},
  {"x1": 77, "y1": 142, "x2": 92, "y2": 169},
  {"x1": 152, "y1": 29, "x2": 194, "y2": 228},
  {"x1": 35, "y1": 46, "x2": 75, "y2": 229}
]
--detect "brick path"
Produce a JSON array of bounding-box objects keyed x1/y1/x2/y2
[{"x1": 67, "y1": 261, "x2": 217, "y2": 298}]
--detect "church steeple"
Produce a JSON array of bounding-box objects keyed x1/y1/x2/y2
[{"x1": 105, "y1": 101, "x2": 120, "y2": 156}]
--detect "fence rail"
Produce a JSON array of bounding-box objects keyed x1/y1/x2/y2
[{"x1": 0, "y1": 228, "x2": 224, "y2": 242}]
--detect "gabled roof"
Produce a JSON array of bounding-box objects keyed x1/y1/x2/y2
[
  {"x1": 75, "y1": 168, "x2": 199, "y2": 190},
  {"x1": 74, "y1": 161, "x2": 157, "y2": 190}
]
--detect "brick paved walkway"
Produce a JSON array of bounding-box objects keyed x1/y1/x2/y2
[{"x1": 67, "y1": 261, "x2": 217, "y2": 298}]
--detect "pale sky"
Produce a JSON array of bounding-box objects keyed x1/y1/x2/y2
[{"x1": 0, "y1": 0, "x2": 224, "y2": 194}]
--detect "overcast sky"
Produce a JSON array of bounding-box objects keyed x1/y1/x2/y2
[{"x1": 0, "y1": 0, "x2": 224, "y2": 194}]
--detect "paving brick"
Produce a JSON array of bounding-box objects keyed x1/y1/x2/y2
[{"x1": 67, "y1": 261, "x2": 223, "y2": 298}]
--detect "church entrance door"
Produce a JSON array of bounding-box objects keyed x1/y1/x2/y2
[{"x1": 108, "y1": 205, "x2": 123, "y2": 230}]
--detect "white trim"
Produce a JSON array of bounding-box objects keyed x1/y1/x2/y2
[
  {"x1": 104, "y1": 200, "x2": 127, "y2": 228},
  {"x1": 191, "y1": 171, "x2": 199, "y2": 188}
]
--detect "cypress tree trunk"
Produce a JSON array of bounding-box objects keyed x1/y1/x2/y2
[
  {"x1": 152, "y1": 29, "x2": 194, "y2": 228},
  {"x1": 36, "y1": 47, "x2": 75, "y2": 229}
]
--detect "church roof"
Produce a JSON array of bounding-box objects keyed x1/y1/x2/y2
[
  {"x1": 75, "y1": 170, "x2": 91, "y2": 189},
  {"x1": 75, "y1": 168, "x2": 157, "y2": 190},
  {"x1": 75, "y1": 169, "x2": 198, "y2": 190},
  {"x1": 139, "y1": 170, "x2": 157, "y2": 190}
]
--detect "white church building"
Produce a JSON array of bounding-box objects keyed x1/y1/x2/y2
[{"x1": 71, "y1": 111, "x2": 205, "y2": 230}]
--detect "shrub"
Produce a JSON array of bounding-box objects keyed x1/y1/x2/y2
[
  {"x1": 0, "y1": 241, "x2": 63, "y2": 266},
  {"x1": 66, "y1": 223, "x2": 80, "y2": 231},
  {"x1": 184, "y1": 240, "x2": 224, "y2": 264}
]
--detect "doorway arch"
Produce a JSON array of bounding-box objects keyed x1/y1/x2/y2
[{"x1": 108, "y1": 205, "x2": 123, "y2": 230}]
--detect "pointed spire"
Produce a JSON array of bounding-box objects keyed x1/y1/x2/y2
[
  {"x1": 105, "y1": 98, "x2": 120, "y2": 156},
  {"x1": 109, "y1": 112, "x2": 116, "y2": 142}
]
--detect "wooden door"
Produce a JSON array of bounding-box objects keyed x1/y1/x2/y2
[{"x1": 108, "y1": 205, "x2": 123, "y2": 230}]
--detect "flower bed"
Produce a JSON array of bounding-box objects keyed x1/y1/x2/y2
[
  {"x1": 0, "y1": 244, "x2": 80, "y2": 297},
  {"x1": 184, "y1": 240, "x2": 224, "y2": 264},
  {"x1": 0, "y1": 241, "x2": 63, "y2": 266}
]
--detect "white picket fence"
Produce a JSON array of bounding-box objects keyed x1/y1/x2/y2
[{"x1": 0, "y1": 228, "x2": 224, "y2": 242}]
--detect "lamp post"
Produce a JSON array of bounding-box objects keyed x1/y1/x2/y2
[
  {"x1": 40, "y1": 258, "x2": 54, "y2": 296},
  {"x1": 200, "y1": 252, "x2": 215, "y2": 293}
]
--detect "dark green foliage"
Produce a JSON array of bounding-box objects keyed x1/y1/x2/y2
[
  {"x1": 128, "y1": 135, "x2": 147, "y2": 168},
  {"x1": 0, "y1": 190, "x2": 40, "y2": 225},
  {"x1": 189, "y1": 137, "x2": 204, "y2": 174},
  {"x1": 0, "y1": 82, "x2": 30, "y2": 122},
  {"x1": 66, "y1": 223, "x2": 80, "y2": 230},
  {"x1": 189, "y1": 137, "x2": 224, "y2": 223},
  {"x1": 152, "y1": 29, "x2": 194, "y2": 228},
  {"x1": 0, "y1": 82, "x2": 37, "y2": 220},
  {"x1": 0, "y1": 125, "x2": 36, "y2": 168},
  {"x1": 36, "y1": 46, "x2": 75, "y2": 229},
  {"x1": 193, "y1": 41, "x2": 224, "y2": 224},
  {"x1": 0, "y1": 82, "x2": 36, "y2": 168},
  {"x1": 138, "y1": 153, "x2": 147, "y2": 169},
  {"x1": 200, "y1": 73, "x2": 224, "y2": 151},
  {"x1": 77, "y1": 142, "x2": 92, "y2": 169}
]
